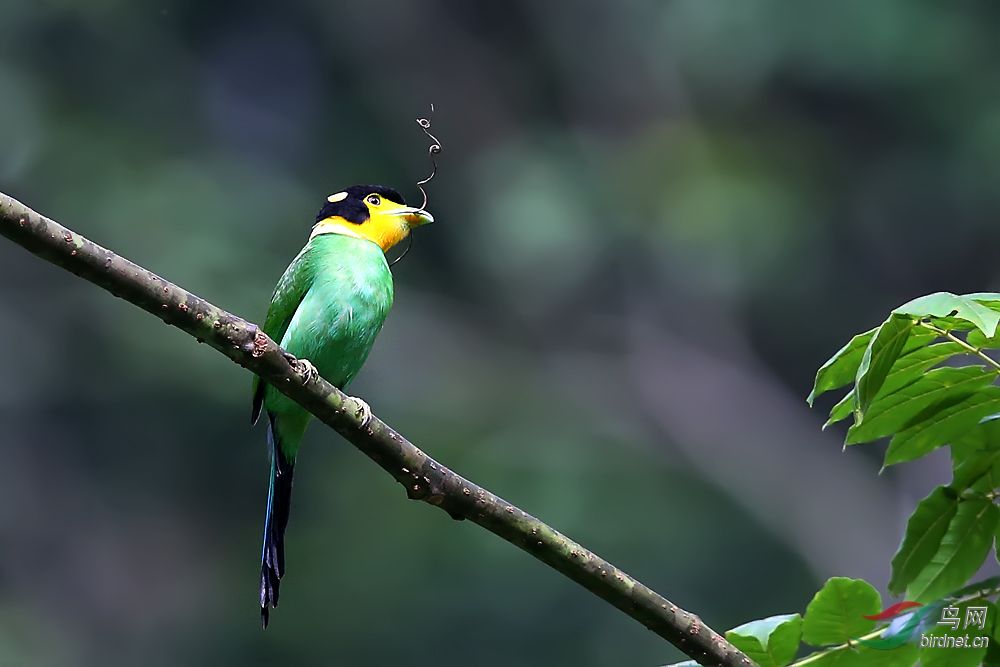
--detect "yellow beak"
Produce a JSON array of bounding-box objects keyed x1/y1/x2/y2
[{"x1": 389, "y1": 206, "x2": 435, "y2": 227}]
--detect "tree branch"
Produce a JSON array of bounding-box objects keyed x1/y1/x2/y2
[{"x1": 0, "y1": 191, "x2": 751, "y2": 667}]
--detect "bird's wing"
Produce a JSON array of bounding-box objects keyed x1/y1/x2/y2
[{"x1": 251, "y1": 245, "x2": 315, "y2": 424}]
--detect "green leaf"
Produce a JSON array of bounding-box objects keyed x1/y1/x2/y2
[
  {"x1": 809, "y1": 328, "x2": 877, "y2": 406},
  {"x1": 889, "y1": 487, "x2": 960, "y2": 595},
  {"x1": 945, "y1": 575, "x2": 1000, "y2": 600},
  {"x1": 923, "y1": 316, "x2": 978, "y2": 331},
  {"x1": 803, "y1": 577, "x2": 881, "y2": 646},
  {"x1": 875, "y1": 341, "x2": 969, "y2": 392},
  {"x1": 825, "y1": 391, "x2": 856, "y2": 429},
  {"x1": 884, "y1": 387, "x2": 1000, "y2": 467},
  {"x1": 919, "y1": 598, "x2": 993, "y2": 667},
  {"x1": 952, "y1": 452, "x2": 1000, "y2": 493},
  {"x1": 951, "y1": 421, "x2": 1000, "y2": 488},
  {"x1": 965, "y1": 292, "x2": 1000, "y2": 307},
  {"x1": 907, "y1": 499, "x2": 1000, "y2": 602},
  {"x1": 952, "y1": 419, "x2": 1000, "y2": 456},
  {"x1": 951, "y1": 431, "x2": 1000, "y2": 492},
  {"x1": 725, "y1": 614, "x2": 802, "y2": 667},
  {"x1": 966, "y1": 328, "x2": 1000, "y2": 349},
  {"x1": 824, "y1": 342, "x2": 966, "y2": 429},
  {"x1": 855, "y1": 315, "x2": 916, "y2": 415},
  {"x1": 847, "y1": 366, "x2": 996, "y2": 446},
  {"x1": 811, "y1": 328, "x2": 939, "y2": 408},
  {"x1": 895, "y1": 292, "x2": 1000, "y2": 338}
]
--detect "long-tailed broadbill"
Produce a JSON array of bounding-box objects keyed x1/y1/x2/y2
[{"x1": 250, "y1": 185, "x2": 433, "y2": 626}]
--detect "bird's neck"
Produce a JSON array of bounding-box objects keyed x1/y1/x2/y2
[{"x1": 311, "y1": 216, "x2": 409, "y2": 252}]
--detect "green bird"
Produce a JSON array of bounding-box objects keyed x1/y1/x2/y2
[{"x1": 251, "y1": 185, "x2": 434, "y2": 627}]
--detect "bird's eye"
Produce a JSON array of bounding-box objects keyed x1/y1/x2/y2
[{"x1": 366, "y1": 195, "x2": 381, "y2": 206}]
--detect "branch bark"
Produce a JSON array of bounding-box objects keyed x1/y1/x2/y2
[{"x1": 0, "y1": 191, "x2": 752, "y2": 667}]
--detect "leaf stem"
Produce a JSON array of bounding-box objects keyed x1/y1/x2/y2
[
  {"x1": 786, "y1": 628, "x2": 885, "y2": 667},
  {"x1": 919, "y1": 321, "x2": 1000, "y2": 371}
]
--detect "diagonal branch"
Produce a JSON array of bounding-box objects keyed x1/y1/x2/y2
[{"x1": 0, "y1": 191, "x2": 751, "y2": 667}]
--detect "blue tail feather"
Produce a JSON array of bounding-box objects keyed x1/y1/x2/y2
[{"x1": 260, "y1": 413, "x2": 295, "y2": 629}]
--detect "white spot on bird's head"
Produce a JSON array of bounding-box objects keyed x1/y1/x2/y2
[{"x1": 327, "y1": 191, "x2": 348, "y2": 203}]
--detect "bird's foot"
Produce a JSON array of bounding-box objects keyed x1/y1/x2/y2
[
  {"x1": 346, "y1": 396, "x2": 372, "y2": 428},
  {"x1": 284, "y1": 353, "x2": 319, "y2": 384}
]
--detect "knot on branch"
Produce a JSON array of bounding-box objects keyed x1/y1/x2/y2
[
  {"x1": 249, "y1": 328, "x2": 269, "y2": 358},
  {"x1": 401, "y1": 465, "x2": 438, "y2": 500},
  {"x1": 398, "y1": 461, "x2": 464, "y2": 521}
]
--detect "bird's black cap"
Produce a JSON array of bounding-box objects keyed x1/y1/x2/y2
[{"x1": 316, "y1": 184, "x2": 406, "y2": 224}]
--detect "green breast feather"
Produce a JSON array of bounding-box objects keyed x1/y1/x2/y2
[{"x1": 251, "y1": 233, "x2": 394, "y2": 423}]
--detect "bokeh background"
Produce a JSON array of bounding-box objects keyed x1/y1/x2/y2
[{"x1": 3, "y1": 1, "x2": 1000, "y2": 665}]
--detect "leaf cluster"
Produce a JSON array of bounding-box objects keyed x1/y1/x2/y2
[
  {"x1": 667, "y1": 576, "x2": 1000, "y2": 666},
  {"x1": 811, "y1": 292, "x2": 1000, "y2": 605},
  {"x1": 669, "y1": 293, "x2": 1000, "y2": 666}
]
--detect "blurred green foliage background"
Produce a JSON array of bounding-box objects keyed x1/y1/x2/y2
[{"x1": 2, "y1": 1, "x2": 1000, "y2": 665}]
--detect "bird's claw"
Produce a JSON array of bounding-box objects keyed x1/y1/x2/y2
[
  {"x1": 285, "y1": 354, "x2": 319, "y2": 385},
  {"x1": 346, "y1": 396, "x2": 372, "y2": 427}
]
